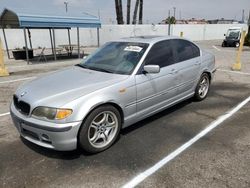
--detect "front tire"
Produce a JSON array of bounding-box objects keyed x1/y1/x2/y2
[
  {"x1": 235, "y1": 42, "x2": 240, "y2": 48},
  {"x1": 78, "y1": 105, "x2": 121, "y2": 153},
  {"x1": 194, "y1": 73, "x2": 210, "y2": 101}
]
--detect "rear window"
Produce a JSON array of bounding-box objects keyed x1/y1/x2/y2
[{"x1": 172, "y1": 39, "x2": 200, "y2": 62}]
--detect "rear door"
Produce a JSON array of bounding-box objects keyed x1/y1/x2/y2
[
  {"x1": 135, "y1": 40, "x2": 178, "y2": 118},
  {"x1": 171, "y1": 39, "x2": 201, "y2": 95}
]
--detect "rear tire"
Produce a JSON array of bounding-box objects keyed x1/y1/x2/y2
[
  {"x1": 194, "y1": 73, "x2": 210, "y2": 101},
  {"x1": 78, "y1": 105, "x2": 121, "y2": 154}
]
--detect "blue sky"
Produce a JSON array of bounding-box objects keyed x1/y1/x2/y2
[{"x1": 0, "y1": 0, "x2": 249, "y2": 24}]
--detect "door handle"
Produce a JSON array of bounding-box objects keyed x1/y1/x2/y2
[
  {"x1": 194, "y1": 61, "x2": 201, "y2": 65},
  {"x1": 171, "y1": 69, "x2": 178, "y2": 74}
]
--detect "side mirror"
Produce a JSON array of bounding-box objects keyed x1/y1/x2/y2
[{"x1": 143, "y1": 65, "x2": 160, "y2": 74}]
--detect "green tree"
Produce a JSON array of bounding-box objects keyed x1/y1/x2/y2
[{"x1": 165, "y1": 16, "x2": 176, "y2": 24}]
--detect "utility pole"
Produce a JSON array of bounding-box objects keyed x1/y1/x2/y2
[
  {"x1": 173, "y1": 7, "x2": 176, "y2": 18},
  {"x1": 64, "y1": 1, "x2": 68, "y2": 13},
  {"x1": 242, "y1": 9, "x2": 245, "y2": 23},
  {"x1": 168, "y1": 10, "x2": 171, "y2": 36},
  {"x1": 98, "y1": 9, "x2": 100, "y2": 19}
]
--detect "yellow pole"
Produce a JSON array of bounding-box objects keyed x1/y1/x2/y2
[
  {"x1": 0, "y1": 37, "x2": 9, "y2": 77},
  {"x1": 180, "y1": 31, "x2": 184, "y2": 37},
  {"x1": 232, "y1": 30, "x2": 246, "y2": 71}
]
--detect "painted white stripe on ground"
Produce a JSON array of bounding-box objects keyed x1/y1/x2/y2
[
  {"x1": 0, "y1": 112, "x2": 10, "y2": 117},
  {"x1": 212, "y1": 45, "x2": 221, "y2": 51},
  {"x1": 123, "y1": 95, "x2": 250, "y2": 188},
  {"x1": 0, "y1": 76, "x2": 36, "y2": 84},
  {"x1": 217, "y1": 69, "x2": 250, "y2": 76}
]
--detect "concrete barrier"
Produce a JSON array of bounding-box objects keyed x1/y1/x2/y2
[{"x1": 0, "y1": 24, "x2": 248, "y2": 50}]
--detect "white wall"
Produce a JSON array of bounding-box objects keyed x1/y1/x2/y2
[{"x1": 0, "y1": 24, "x2": 248, "y2": 50}]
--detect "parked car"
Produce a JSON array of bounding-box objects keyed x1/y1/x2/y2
[
  {"x1": 222, "y1": 27, "x2": 242, "y2": 47},
  {"x1": 11, "y1": 36, "x2": 216, "y2": 153}
]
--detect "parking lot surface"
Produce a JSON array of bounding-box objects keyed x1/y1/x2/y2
[{"x1": 0, "y1": 41, "x2": 250, "y2": 188}]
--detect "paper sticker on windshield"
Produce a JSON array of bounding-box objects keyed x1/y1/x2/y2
[{"x1": 124, "y1": 46, "x2": 143, "y2": 52}]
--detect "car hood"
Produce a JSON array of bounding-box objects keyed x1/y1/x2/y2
[{"x1": 15, "y1": 66, "x2": 129, "y2": 107}]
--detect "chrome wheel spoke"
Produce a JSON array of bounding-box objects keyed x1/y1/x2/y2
[
  {"x1": 91, "y1": 132, "x2": 101, "y2": 143},
  {"x1": 106, "y1": 121, "x2": 115, "y2": 129},
  {"x1": 102, "y1": 132, "x2": 109, "y2": 142},
  {"x1": 90, "y1": 122, "x2": 98, "y2": 130},
  {"x1": 99, "y1": 113, "x2": 108, "y2": 124}
]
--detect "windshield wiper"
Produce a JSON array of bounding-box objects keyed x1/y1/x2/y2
[
  {"x1": 88, "y1": 67, "x2": 113, "y2": 73},
  {"x1": 75, "y1": 64, "x2": 113, "y2": 73},
  {"x1": 75, "y1": 64, "x2": 89, "y2": 69}
]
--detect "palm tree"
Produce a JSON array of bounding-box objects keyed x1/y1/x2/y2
[
  {"x1": 115, "y1": 0, "x2": 120, "y2": 24},
  {"x1": 127, "y1": 0, "x2": 131, "y2": 24},
  {"x1": 138, "y1": 0, "x2": 143, "y2": 24},
  {"x1": 115, "y1": 0, "x2": 124, "y2": 24},
  {"x1": 132, "y1": 0, "x2": 140, "y2": 24},
  {"x1": 118, "y1": 0, "x2": 124, "y2": 24}
]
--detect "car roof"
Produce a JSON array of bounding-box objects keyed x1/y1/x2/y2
[
  {"x1": 115, "y1": 35, "x2": 181, "y2": 44},
  {"x1": 228, "y1": 27, "x2": 242, "y2": 30}
]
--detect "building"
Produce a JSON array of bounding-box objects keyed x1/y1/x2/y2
[{"x1": 207, "y1": 18, "x2": 239, "y2": 24}]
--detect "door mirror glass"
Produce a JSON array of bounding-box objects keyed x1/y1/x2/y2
[{"x1": 143, "y1": 65, "x2": 160, "y2": 74}]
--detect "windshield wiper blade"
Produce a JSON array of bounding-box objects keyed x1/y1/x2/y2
[
  {"x1": 75, "y1": 64, "x2": 89, "y2": 69},
  {"x1": 88, "y1": 67, "x2": 113, "y2": 73},
  {"x1": 75, "y1": 64, "x2": 113, "y2": 73}
]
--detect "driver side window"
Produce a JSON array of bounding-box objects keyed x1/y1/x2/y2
[{"x1": 144, "y1": 40, "x2": 175, "y2": 68}]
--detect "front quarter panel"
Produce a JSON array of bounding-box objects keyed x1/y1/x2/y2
[{"x1": 63, "y1": 76, "x2": 136, "y2": 126}]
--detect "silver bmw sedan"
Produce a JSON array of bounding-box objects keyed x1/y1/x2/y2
[{"x1": 11, "y1": 36, "x2": 215, "y2": 153}]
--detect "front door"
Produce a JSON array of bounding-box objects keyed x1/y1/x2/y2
[{"x1": 135, "y1": 40, "x2": 178, "y2": 118}]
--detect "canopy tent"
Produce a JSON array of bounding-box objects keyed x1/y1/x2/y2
[{"x1": 0, "y1": 8, "x2": 101, "y2": 63}]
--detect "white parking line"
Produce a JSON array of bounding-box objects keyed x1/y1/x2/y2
[
  {"x1": 217, "y1": 69, "x2": 250, "y2": 76},
  {"x1": 212, "y1": 45, "x2": 221, "y2": 51},
  {"x1": 0, "y1": 76, "x2": 36, "y2": 84},
  {"x1": 122, "y1": 95, "x2": 250, "y2": 188},
  {"x1": 0, "y1": 112, "x2": 10, "y2": 117}
]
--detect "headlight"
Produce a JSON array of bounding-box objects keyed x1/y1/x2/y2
[{"x1": 32, "y1": 107, "x2": 73, "y2": 120}]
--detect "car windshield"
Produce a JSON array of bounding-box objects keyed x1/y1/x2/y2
[
  {"x1": 226, "y1": 29, "x2": 240, "y2": 39},
  {"x1": 77, "y1": 42, "x2": 149, "y2": 75}
]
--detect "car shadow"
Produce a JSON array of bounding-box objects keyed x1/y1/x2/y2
[{"x1": 121, "y1": 98, "x2": 193, "y2": 135}]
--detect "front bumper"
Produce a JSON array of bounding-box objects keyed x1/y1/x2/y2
[{"x1": 10, "y1": 103, "x2": 82, "y2": 151}]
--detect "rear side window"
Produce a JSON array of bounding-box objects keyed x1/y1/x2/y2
[
  {"x1": 172, "y1": 39, "x2": 200, "y2": 62},
  {"x1": 144, "y1": 40, "x2": 175, "y2": 68}
]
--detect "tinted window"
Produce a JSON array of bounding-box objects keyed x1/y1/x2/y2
[
  {"x1": 144, "y1": 40, "x2": 175, "y2": 68},
  {"x1": 172, "y1": 39, "x2": 200, "y2": 62}
]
